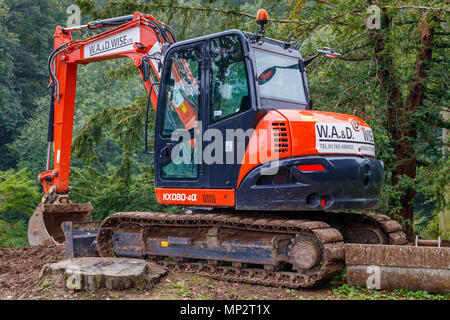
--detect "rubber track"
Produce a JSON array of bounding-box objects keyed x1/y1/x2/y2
[
  {"x1": 358, "y1": 212, "x2": 408, "y2": 245},
  {"x1": 320, "y1": 212, "x2": 409, "y2": 245},
  {"x1": 97, "y1": 212, "x2": 346, "y2": 288}
]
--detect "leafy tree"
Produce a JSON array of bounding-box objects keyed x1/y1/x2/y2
[
  {"x1": 281, "y1": 0, "x2": 449, "y2": 238},
  {"x1": 0, "y1": 168, "x2": 40, "y2": 247},
  {"x1": 0, "y1": 0, "x2": 71, "y2": 169},
  {"x1": 0, "y1": 168, "x2": 40, "y2": 221},
  {"x1": 4, "y1": 0, "x2": 70, "y2": 115},
  {"x1": 8, "y1": 97, "x2": 49, "y2": 179},
  {"x1": 69, "y1": 164, "x2": 180, "y2": 220},
  {"x1": 0, "y1": 0, "x2": 21, "y2": 170},
  {"x1": 0, "y1": 219, "x2": 28, "y2": 247}
]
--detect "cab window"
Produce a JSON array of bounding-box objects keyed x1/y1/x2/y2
[
  {"x1": 159, "y1": 45, "x2": 202, "y2": 180},
  {"x1": 161, "y1": 47, "x2": 201, "y2": 138},
  {"x1": 210, "y1": 36, "x2": 250, "y2": 122}
]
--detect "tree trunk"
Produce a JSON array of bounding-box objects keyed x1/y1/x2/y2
[{"x1": 369, "y1": 9, "x2": 435, "y2": 239}]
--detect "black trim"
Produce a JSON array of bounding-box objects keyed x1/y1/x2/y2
[{"x1": 236, "y1": 155, "x2": 384, "y2": 211}]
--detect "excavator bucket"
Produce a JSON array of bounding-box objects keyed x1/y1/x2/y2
[{"x1": 28, "y1": 203, "x2": 93, "y2": 246}]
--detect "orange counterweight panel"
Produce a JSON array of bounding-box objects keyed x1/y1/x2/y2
[
  {"x1": 236, "y1": 109, "x2": 373, "y2": 189},
  {"x1": 279, "y1": 110, "x2": 372, "y2": 157}
]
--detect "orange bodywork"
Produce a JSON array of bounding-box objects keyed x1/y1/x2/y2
[
  {"x1": 235, "y1": 109, "x2": 373, "y2": 188},
  {"x1": 156, "y1": 109, "x2": 372, "y2": 207}
]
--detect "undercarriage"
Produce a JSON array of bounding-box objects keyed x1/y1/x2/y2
[{"x1": 96, "y1": 210, "x2": 407, "y2": 288}]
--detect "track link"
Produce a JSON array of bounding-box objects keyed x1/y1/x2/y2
[
  {"x1": 97, "y1": 212, "x2": 346, "y2": 288},
  {"x1": 309, "y1": 211, "x2": 408, "y2": 245}
]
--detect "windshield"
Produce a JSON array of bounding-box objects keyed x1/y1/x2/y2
[{"x1": 254, "y1": 50, "x2": 307, "y2": 104}]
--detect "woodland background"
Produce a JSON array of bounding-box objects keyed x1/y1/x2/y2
[{"x1": 0, "y1": 0, "x2": 448, "y2": 246}]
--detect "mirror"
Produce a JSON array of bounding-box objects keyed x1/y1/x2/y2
[
  {"x1": 140, "y1": 58, "x2": 151, "y2": 82},
  {"x1": 317, "y1": 47, "x2": 341, "y2": 58},
  {"x1": 257, "y1": 66, "x2": 276, "y2": 85}
]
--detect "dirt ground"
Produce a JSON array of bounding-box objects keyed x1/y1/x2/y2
[{"x1": 0, "y1": 245, "x2": 337, "y2": 300}]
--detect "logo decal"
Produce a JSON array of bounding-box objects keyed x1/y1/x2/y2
[
  {"x1": 84, "y1": 27, "x2": 140, "y2": 58},
  {"x1": 315, "y1": 122, "x2": 375, "y2": 157},
  {"x1": 351, "y1": 119, "x2": 361, "y2": 131}
]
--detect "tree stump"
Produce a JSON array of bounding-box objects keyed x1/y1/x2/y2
[{"x1": 40, "y1": 257, "x2": 167, "y2": 292}]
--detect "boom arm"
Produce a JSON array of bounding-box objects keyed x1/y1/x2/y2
[{"x1": 39, "y1": 11, "x2": 175, "y2": 202}]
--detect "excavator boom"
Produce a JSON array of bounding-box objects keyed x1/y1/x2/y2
[{"x1": 29, "y1": 11, "x2": 174, "y2": 246}]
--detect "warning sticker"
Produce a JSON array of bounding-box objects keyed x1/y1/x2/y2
[
  {"x1": 315, "y1": 122, "x2": 375, "y2": 157},
  {"x1": 171, "y1": 85, "x2": 184, "y2": 107}
]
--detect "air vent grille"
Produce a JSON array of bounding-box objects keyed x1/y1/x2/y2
[
  {"x1": 202, "y1": 194, "x2": 216, "y2": 204},
  {"x1": 272, "y1": 122, "x2": 289, "y2": 154}
]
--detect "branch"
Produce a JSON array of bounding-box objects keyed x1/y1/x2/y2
[
  {"x1": 336, "y1": 56, "x2": 369, "y2": 61},
  {"x1": 406, "y1": 12, "x2": 436, "y2": 117},
  {"x1": 100, "y1": 1, "x2": 302, "y2": 23},
  {"x1": 97, "y1": 1, "x2": 365, "y2": 25},
  {"x1": 334, "y1": 84, "x2": 358, "y2": 109},
  {"x1": 316, "y1": 0, "x2": 334, "y2": 6},
  {"x1": 382, "y1": 5, "x2": 450, "y2": 13}
]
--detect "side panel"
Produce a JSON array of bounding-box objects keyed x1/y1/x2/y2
[{"x1": 236, "y1": 111, "x2": 293, "y2": 188}]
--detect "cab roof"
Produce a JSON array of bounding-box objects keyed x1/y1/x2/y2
[{"x1": 168, "y1": 29, "x2": 303, "y2": 60}]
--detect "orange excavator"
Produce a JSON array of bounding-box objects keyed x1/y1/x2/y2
[{"x1": 28, "y1": 10, "x2": 407, "y2": 288}]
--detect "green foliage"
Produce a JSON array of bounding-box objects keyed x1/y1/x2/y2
[
  {"x1": 416, "y1": 153, "x2": 449, "y2": 239},
  {"x1": 0, "y1": 168, "x2": 40, "y2": 221},
  {"x1": 333, "y1": 284, "x2": 449, "y2": 300},
  {"x1": 72, "y1": 95, "x2": 149, "y2": 184},
  {"x1": 69, "y1": 164, "x2": 180, "y2": 220},
  {"x1": 0, "y1": 0, "x2": 70, "y2": 169},
  {"x1": 0, "y1": 168, "x2": 39, "y2": 247},
  {"x1": 0, "y1": 219, "x2": 28, "y2": 247},
  {"x1": 8, "y1": 97, "x2": 50, "y2": 179},
  {"x1": 0, "y1": 0, "x2": 21, "y2": 170}
]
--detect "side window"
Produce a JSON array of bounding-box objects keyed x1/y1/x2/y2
[
  {"x1": 159, "y1": 46, "x2": 202, "y2": 180},
  {"x1": 210, "y1": 36, "x2": 250, "y2": 123},
  {"x1": 161, "y1": 46, "x2": 201, "y2": 137}
]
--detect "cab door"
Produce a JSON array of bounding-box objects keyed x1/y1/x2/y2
[
  {"x1": 155, "y1": 42, "x2": 206, "y2": 189},
  {"x1": 204, "y1": 33, "x2": 257, "y2": 189}
]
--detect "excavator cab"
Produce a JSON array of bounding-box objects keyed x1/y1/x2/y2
[{"x1": 154, "y1": 30, "x2": 310, "y2": 194}]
